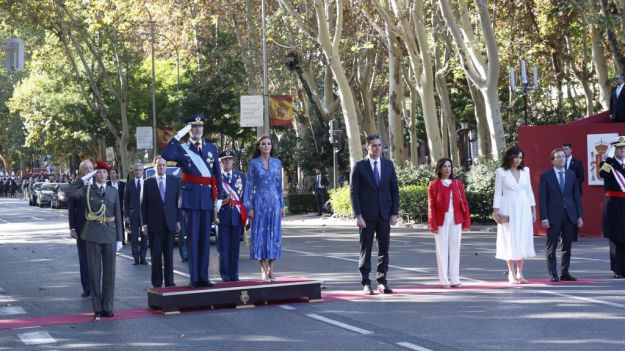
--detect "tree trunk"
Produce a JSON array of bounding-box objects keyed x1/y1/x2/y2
[
  {"x1": 467, "y1": 80, "x2": 490, "y2": 158},
  {"x1": 387, "y1": 29, "x2": 406, "y2": 166},
  {"x1": 438, "y1": 0, "x2": 505, "y2": 159}
]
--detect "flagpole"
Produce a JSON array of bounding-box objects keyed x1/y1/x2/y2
[{"x1": 261, "y1": 0, "x2": 269, "y2": 137}]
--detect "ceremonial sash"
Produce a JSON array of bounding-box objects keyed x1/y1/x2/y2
[
  {"x1": 611, "y1": 164, "x2": 625, "y2": 192},
  {"x1": 181, "y1": 143, "x2": 212, "y2": 177},
  {"x1": 221, "y1": 178, "x2": 248, "y2": 225},
  {"x1": 180, "y1": 143, "x2": 218, "y2": 199},
  {"x1": 606, "y1": 191, "x2": 625, "y2": 198}
]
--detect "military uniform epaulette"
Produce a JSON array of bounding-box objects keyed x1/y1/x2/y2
[{"x1": 602, "y1": 162, "x2": 613, "y2": 173}]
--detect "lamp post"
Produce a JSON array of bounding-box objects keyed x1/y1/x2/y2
[
  {"x1": 149, "y1": 18, "x2": 157, "y2": 157},
  {"x1": 509, "y1": 59, "x2": 538, "y2": 126}
]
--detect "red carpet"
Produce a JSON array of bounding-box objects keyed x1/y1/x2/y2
[{"x1": 0, "y1": 277, "x2": 607, "y2": 331}]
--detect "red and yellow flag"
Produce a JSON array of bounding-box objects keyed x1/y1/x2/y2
[
  {"x1": 157, "y1": 127, "x2": 174, "y2": 150},
  {"x1": 269, "y1": 95, "x2": 293, "y2": 127}
]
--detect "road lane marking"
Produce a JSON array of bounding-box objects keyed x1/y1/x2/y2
[
  {"x1": 534, "y1": 290, "x2": 625, "y2": 308},
  {"x1": 0, "y1": 306, "x2": 26, "y2": 315},
  {"x1": 30, "y1": 217, "x2": 44, "y2": 221},
  {"x1": 117, "y1": 253, "x2": 190, "y2": 278},
  {"x1": 0, "y1": 218, "x2": 9, "y2": 223},
  {"x1": 396, "y1": 342, "x2": 432, "y2": 351},
  {"x1": 279, "y1": 305, "x2": 296, "y2": 310},
  {"x1": 306, "y1": 313, "x2": 373, "y2": 335},
  {"x1": 18, "y1": 331, "x2": 56, "y2": 345},
  {"x1": 283, "y1": 248, "x2": 431, "y2": 274}
]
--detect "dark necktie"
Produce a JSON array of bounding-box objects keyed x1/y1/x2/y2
[
  {"x1": 226, "y1": 173, "x2": 231, "y2": 183},
  {"x1": 373, "y1": 160, "x2": 381, "y2": 186},
  {"x1": 136, "y1": 179, "x2": 141, "y2": 192},
  {"x1": 194, "y1": 141, "x2": 201, "y2": 154},
  {"x1": 100, "y1": 185, "x2": 105, "y2": 196},
  {"x1": 558, "y1": 171, "x2": 565, "y2": 193}
]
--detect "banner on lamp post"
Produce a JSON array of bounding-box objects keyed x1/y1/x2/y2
[{"x1": 269, "y1": 95, "x2": 293, "y2": 127}]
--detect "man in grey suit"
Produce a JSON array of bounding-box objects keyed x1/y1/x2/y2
[{"x1": 67, "y1": 160, "x2": 123, "y2": 321}]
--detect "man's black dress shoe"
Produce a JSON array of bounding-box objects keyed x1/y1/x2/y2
[
  {"x1": 102, "y1": 311, "x2": 114, "y2": 318},
  {"x1": 550, "y1": 275, "x2": 560, "y2": 282},
  {"x1": 377, "y1": 284, "x2": 394, "y2": 294},
  {"x1": 181, "y1": 258, "x2": 189, "y2": 262},
  {"x1": 92, "y1": 312, "x2": 102, "y2": 321},
  {"x1": 560, "y1": 274, "x2": 577, "y2": 281},
  {"x1": 81, "y1": 291, "x2": 90, "y2": 298},
  {"x1": 198, "y1": 281, "x2": 215, "y2": 287},
  {"x1": 188, "y1": 282, "x2": 197, "y2": 289},
  {"x1": 133, "y1": 258, "x2": 140, "y2": 265},
  {"x1": 613, "y1": 274, "x2": 624, "y2": 279},
  {"x1": 165, "y1": 283, "x2": 176, "y2": 287},
  {"x1": 140, "y1": 259, "x2": 148, "y2": 265},
  {"x1": 363, "y1": 284, "x2": 374, "y2": 295}
]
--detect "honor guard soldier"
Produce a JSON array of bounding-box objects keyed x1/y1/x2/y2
[
  {"x1": 217, "y1": 150, "x2": 247, "y2": 282},
  {"x1": 599, "y1": 136, "x2": 625, "y2": 279},
  {"x1": 66, "y1": 160, "x2": 123, "y2": 321},
  {"x1": 162, "y1": 115, "x2": 224, "y2": 288}
]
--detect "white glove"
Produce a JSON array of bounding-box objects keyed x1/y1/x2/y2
[
  {"x1": 81, "y1": 170, "x2": 97, "y2": 183},
  {"x1": 116, "y1": 241, "x2": 123, "y2": 252},
  {"x1": 174, "y1": 124, "x2": 192, "y2": 140},
  {"x1": 215, "y1": 199, "x2": 223, "y2": 212}
]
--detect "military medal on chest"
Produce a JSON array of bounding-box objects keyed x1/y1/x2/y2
[
  {"x1": 207, "y1": 151, "x2": 214, "y2": 168},
  {"x1": 235, "y1": 177, "x2": 243, "y2": 196}
]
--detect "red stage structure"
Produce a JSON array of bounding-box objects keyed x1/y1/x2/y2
[{"x1": 518, "y1": 111, "x2": 625, "y2": 237}]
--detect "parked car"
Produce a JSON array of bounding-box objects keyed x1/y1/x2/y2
[
  {"x1": 37, "y1": 182, "x2": 59, "y2": 207},
  {"x1": 51, "y1": 183, "x2": 70, "y2": 209},
  {"x1": 28, "y1": 182, "x2": 44, "y2": 206}
]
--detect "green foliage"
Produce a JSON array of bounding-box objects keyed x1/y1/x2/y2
[
  {"x1": 328, "y1": 186, "x2": 352, "y2": 218},
  {"x1": 465, "y1": 159, "x2": 499, "y2": 193},
  {"x1": 398, "y1": 185, "x2": 428, "y2": 222},
  {"x1": 285, "y1": 192, "x2": 317, "y2": 214}
]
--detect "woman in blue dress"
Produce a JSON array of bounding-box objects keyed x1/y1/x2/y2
[{"x1": 244, "y1": 135, "x2": 285, "y2": 282}]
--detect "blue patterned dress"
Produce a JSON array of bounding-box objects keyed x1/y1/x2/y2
[{"x1": 244, "y1": 157, "x2": 284, "y2": 260}]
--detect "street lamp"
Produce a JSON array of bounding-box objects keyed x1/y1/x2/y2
[{"x1": 509, "y1": 59, "x2": 538, "y2": 126}]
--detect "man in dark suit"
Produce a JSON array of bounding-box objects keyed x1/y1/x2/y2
[
  {"x1": 539, "y1": 148, "x2": 584, "y2": 282},
  {"x1": 107, "y1": 169, "x2": 126, "y2": 244},
  {"x1": 68, "y1": 159, "x2": 92, "y2": 298},
  {"x1": 217, "y1": 150, "x2": 246, "y2": 282},
  {"x1": 599, "y1": 136, "x2": 625, "y2": 278},
  {"x1": 141, "y1": 156, "x2": 181, "y2": 288},
  {"x1": 562, "y1": 143, "x2": 584, "y2": 195},
  {"x1": 313, "y1": 168, "x2": 329, "y2": 216},
  {"x1": 124, "y1": 162, "x2": 147, "y2": 265},
  {"x1": 350, "y1": 134, "x2": 399, "y2": 295},
  {"x1": 162, "y1": 114, "x2": 224, "y2": 288},
  {"x1": 67, "y1": 160, "x2": 123, "y2": 321},
  {"x1": 610, "y1": 73, "x2": 625, "y2": 122}
]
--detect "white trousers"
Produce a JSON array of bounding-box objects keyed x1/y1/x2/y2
[{"x1": 434, "y1": 210, "x2": 462, "y2": 285}]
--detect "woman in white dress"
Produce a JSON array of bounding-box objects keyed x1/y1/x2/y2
[{"x1": 493, "y1": 146, "x2": 537, "y2": 284}]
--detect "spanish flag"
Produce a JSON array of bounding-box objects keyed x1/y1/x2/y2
[
  {"x1": 157, "y1": 127, "x2": 174, "y2": 150},
  {"x1": 269, "y1": 95, "x2": 293, "y2": 127}
]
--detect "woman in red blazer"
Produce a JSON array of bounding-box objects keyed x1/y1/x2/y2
[{"x1": 428, "y1": 158, "x2": 471, "y2": 288}]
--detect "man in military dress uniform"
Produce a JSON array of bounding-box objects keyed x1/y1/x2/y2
[
  {"x1": 162, "y1": 115, "x2": 224, "y2": 288},
  {"x1": 217, "y1": 150, "x2": 247, "y2": 282},
  {"x1": 599, "y1": 136, "x2": 625, "y2": 278},
  {"x1": 67, "y1": 160, "x2": 123, "y2": 321}
]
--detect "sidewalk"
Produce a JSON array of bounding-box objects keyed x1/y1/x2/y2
[{"x1": 282, "y1": 212, "x2": 497, "y2": 232}]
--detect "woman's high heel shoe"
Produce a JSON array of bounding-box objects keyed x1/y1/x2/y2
[
  {"x1": 261, "y1": 269, "x2": 271, "y2": 283},
  {"x1": 508, "y1": 271, "x2": 520, "y2": 284},
  {"x1": 516, "y1": 271, "x2": 528, "y2": 284}
]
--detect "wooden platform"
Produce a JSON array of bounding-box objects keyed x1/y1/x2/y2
[{"x1": 146, "y1": 278, "x2": 322, "y2": 313}]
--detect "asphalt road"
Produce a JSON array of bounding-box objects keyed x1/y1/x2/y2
[{"x1": 1, "y1": 197, "x2": 624, "y2": 350}]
